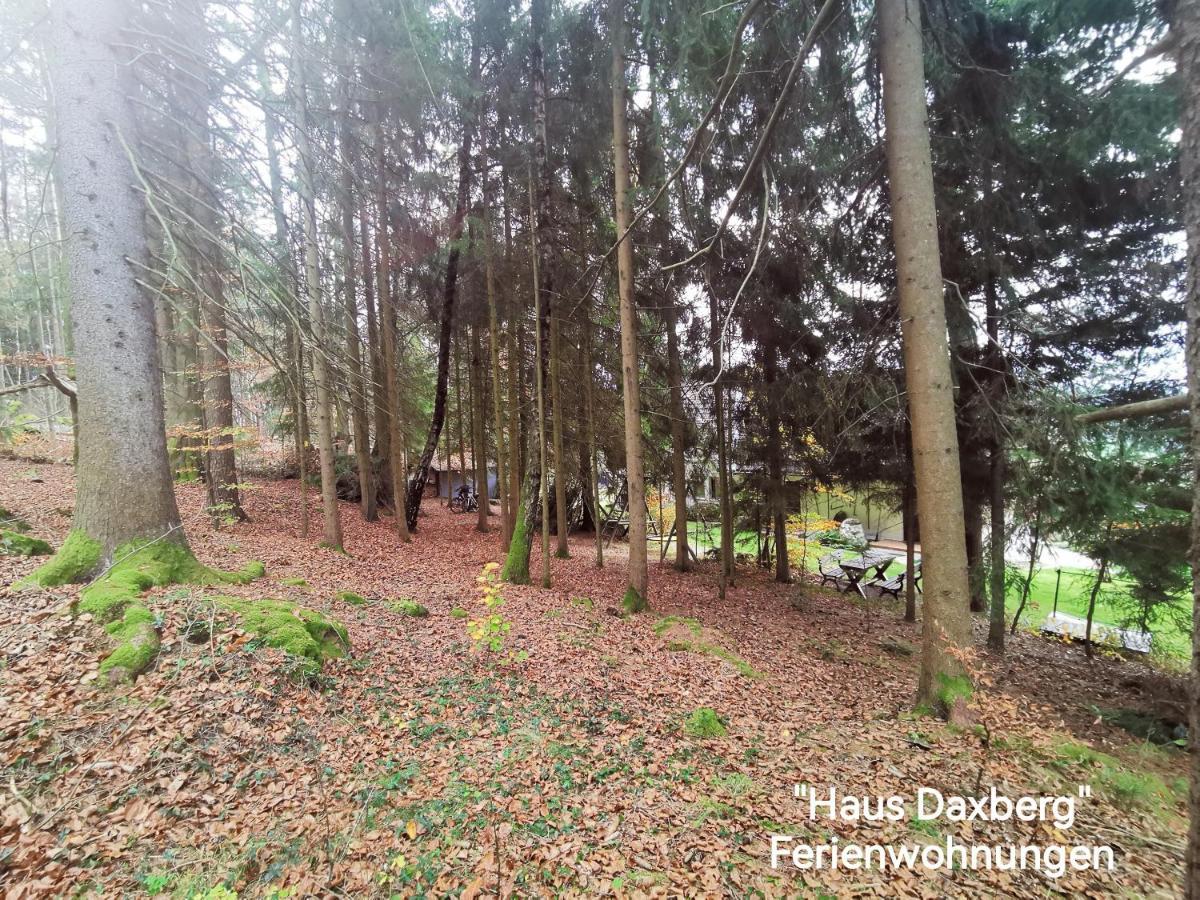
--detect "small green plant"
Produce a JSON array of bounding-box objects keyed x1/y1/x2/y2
[
  {"x1": 684, "y1": 707, "x2": 727, "y2": 738},
  {"x1": 466, "y1": 562, "x2": 526, "y2": 663},
  {"x1": 450, "y1": 606, "x2": 469, "y2": 618}
]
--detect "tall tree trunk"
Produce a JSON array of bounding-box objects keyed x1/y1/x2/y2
[
  {"x1": 550, "y1": 308, "x2": 569, "y2": 556},
  {"x1": 292, "y1": 0, "x2": 343, "y2": 550},
  {"x1": 1174, "y1": 0, "x2": 1200, "y2": 890},
  {"x1": 1083, "y1": 535, "x2": 1111, "y2": 661},
  {"x1": 765, "y1": 338, "x2": 789, "y2": 583},
  {"x1": 471, "y1": 324, "x2": 489, "y2": 532},
  {"x1": 337, "y1": 45, "x2": 376, "y2": 523},
  {"x1": 482, "y1": 159, "x2": 511, "y2": 545},
  {"x1": 406, "y1": 31, "x2": 482, "y2": 527},
  {"x1": 611, "y1": 0, "x2": 647, "y2": 611},
  {"x1": 358, "y1": 202, "x2": 380, "y2": 522},
  {"x1": 987, "y1": 444, "x2": 1006, "y2": 652},
  {"x1": 503, "y1": 0, "x2": 552, "y2": 586},
  {"x1": 371, "y1": 102, "x2": 409, "y2": 540},
  {"x1": 583, "y1": 301, "x2": 604, "y2": 568},
  {"x1": 902, "y1": 465, "x2": 917, "y2": 623},
  {"x1": 667, "y1": 305, "x2": 689, "y2": 572},
  {"x1": 879, "y1": 0, "x2": 973, "y2": 720},
  {"x1": 259, "y1": 63, "x2": 308, "y2": 535},
  {"x1": 964, "y1": 496, "x2": 985, "y2": 612},
  {"x1": 710, "y1": 274, "x2": 733, "y2": 598},
  {"x1": 37, "y1": 0, "x2": 186, "y2": 572}
]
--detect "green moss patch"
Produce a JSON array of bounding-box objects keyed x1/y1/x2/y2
[
  {"x1": 0, "y1": 506, "x2": 30, "y2": 532},
  {"x1": 571, "y1": 596, "x2": 595, "y2": 611},
  {"x1": 23, "y1": 529, "x2": 102, "y2": 586},
  {"x1": 450, "y1": 606, "x2": 469, "y2": 619},
  {"x1": 1, "y1": 530, "x2": 52, "y2": 556},
  {"x1": 654, "y1": 615, "x2": 762, "y2": 679},
  {"x1": 684, "y1": 707, "x2": 727, "y2": 738},
  {"x1": 281, "y1": 577, "x2": 309, "y2": 587},
  {"x1": 1051, "y1": 740, "x2": 1178, "y2": 811},
  {"x1": 217, "y1": 596, "x2": 349, "y2": 673},
  {"x1": 390, "y1": 599, "x2": 429, "y2": 618},
  {"x1": 338, "y1": 591, "x2": 368, "y2": 606}
]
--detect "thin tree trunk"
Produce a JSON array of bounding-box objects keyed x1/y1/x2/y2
[
  {"x1": 482, "y1": 160, "x2": 510, "y2": 545},
  {"x1": 765, "y1": 338, "x2": 789, "y2": 583},
  {"x1": 879, "y1": 0, "x2": 973, "y2": 720},
  {"x1": 1174, "y1": 0, "x2": 1200, "y2": 889},
  {"x1": 550, "y1": 309, "x2": 570, "y2": 556},
  {"x1": 903, "y1": 467, "x2": 917, "y2": 623},
  {"x1": 583, "y1": 302, "x2": 604, "y2": 568},
  {"x1": 1083, "y1": 545, "x2": 1110, "y2": 661},
  {"x1": 292, "y1": 0, "x2": 342, "y2": 550},
  {"x1": 987, "y1": 443, "x2": 1006, "y2": 652},
  {"x1": 611, "y1": 0, "x2": 647, "y2": 610},
  {"x1": 471, "y1": 324, "x2": 489, "y2": 532},
  {"x1": 405, "y1": 30, "x2": 482, "y2": 527},
  {"x1": 337, "y1": 51, "x2": 376, "y2": 523},
  {"x1": 455, "y1": 337, "x2": 467, "y2": 499},
  {"x1": 503, "y1": 0, "x2": 552, "y2": 586},
  {"x1": 532, "y1": 174, "x2": 551, "y2": 588}
]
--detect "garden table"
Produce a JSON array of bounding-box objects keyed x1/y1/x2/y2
[{"x1": 839, "y1": 550, "x2": 898, "y2": 599}]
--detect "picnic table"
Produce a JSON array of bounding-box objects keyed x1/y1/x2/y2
[{"x1": 838, "y1": 550, "x2": 898, "y2": 599}]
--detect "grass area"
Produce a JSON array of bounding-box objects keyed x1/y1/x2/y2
[
  {"x1": 1010, "y1": 565, "x2": 1190, "y2": 660},
  {"x1": 668, "y1": 522, "x2": 1190, "y2": 660}
]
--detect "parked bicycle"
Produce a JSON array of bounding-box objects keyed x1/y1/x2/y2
[{"x1": 449, "y1": 484, "x2": 479, "y2": 513}]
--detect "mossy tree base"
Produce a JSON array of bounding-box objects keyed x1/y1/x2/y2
[
  {"x1": 622, "y1": 584, "x2": 647, "y2": 615},
  {"x1": 919, "y1": 672, "x2": 974, "y2": 725},
  {"x1": 25, "y1": 534, "x2": 266, "y2": 685},
  {"x1": 501, "y1": 498, "x2": 531, "y2": 585}
]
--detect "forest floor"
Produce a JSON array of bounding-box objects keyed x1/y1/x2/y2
[{"x1": 0, "y1": 450, "x2": 1191, "y2": 898}]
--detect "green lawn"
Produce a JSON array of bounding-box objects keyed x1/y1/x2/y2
[
  {"x1": 665, "y1": 523, "x2": 1191, "y2": 661},
  {"x1": 1008, "y1": 565, "x2": 1190, "y2": 660}
]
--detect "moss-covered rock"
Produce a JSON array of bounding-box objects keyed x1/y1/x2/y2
[
  {"x1": 216, "y1": 596, "x2": 349, "y2": 673},
  {"x1": 1, "y1": 530, "x2": 52, "y2": 556},
  {"x1": 281, "y1": 577, "x2": 309, "y2": 587},
  {"x1": 390, "y1": 599, "x2": 429, "y2": 617},
  {"x1": 337, "y1": 590, "x2": 368, "y2": 606},
  {"x1": 450, "y1": 606, "x2": 469, "y2": 619}
]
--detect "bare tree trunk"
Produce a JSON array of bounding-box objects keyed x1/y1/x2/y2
[
  {"x1": 259, "y1": 63, "x2": 308, "y2": 535},
  {"x1": 471, "y1": 324, "x2": 489, "y2": 532},
  {"x1": 503, "y1": 0, "x2": 552, "y2": 586},
  {"x1": 37, "y1": 0, "x2": 186, "y2": 571},
  {"x1": 879, "y1": 0, "x2": 973, "y2": 720},
  {"x1": 765, "y1": 338, "x2": 789, "y2": 583},
  {"x1": 550, "y1": 310, "x2": 570, "y2": 556},
  {"x1": 583, "y1": 302, "x2": 604, "y2": 568},
  {"x1": 337, "y1": 44, "x2": 376, "y2": 523},
  {"x1": 406, "y1": 30, "x2": 482, "y2": 527},
  {"x1": 987, "y1": 444, "x2": 1006, "y2": 652},
  {"x1": 903, "y1": 467, "x2": 917, "y2": 622},
  {"x1": 1174, "y1": 0, "x2": 1200, "y2": 890},
  {"x1": 291, "y1": 0, "x2": 342, "y2": 550},
  {"x1": 611, "y1": 0, "x2": 647, "y2": 611},
  {"x1": 482, "y1": 161, "x2": 510, "y2": 545},
  {"x1": 359, "y1": 202, "x2": 380, "y2": 522}
]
